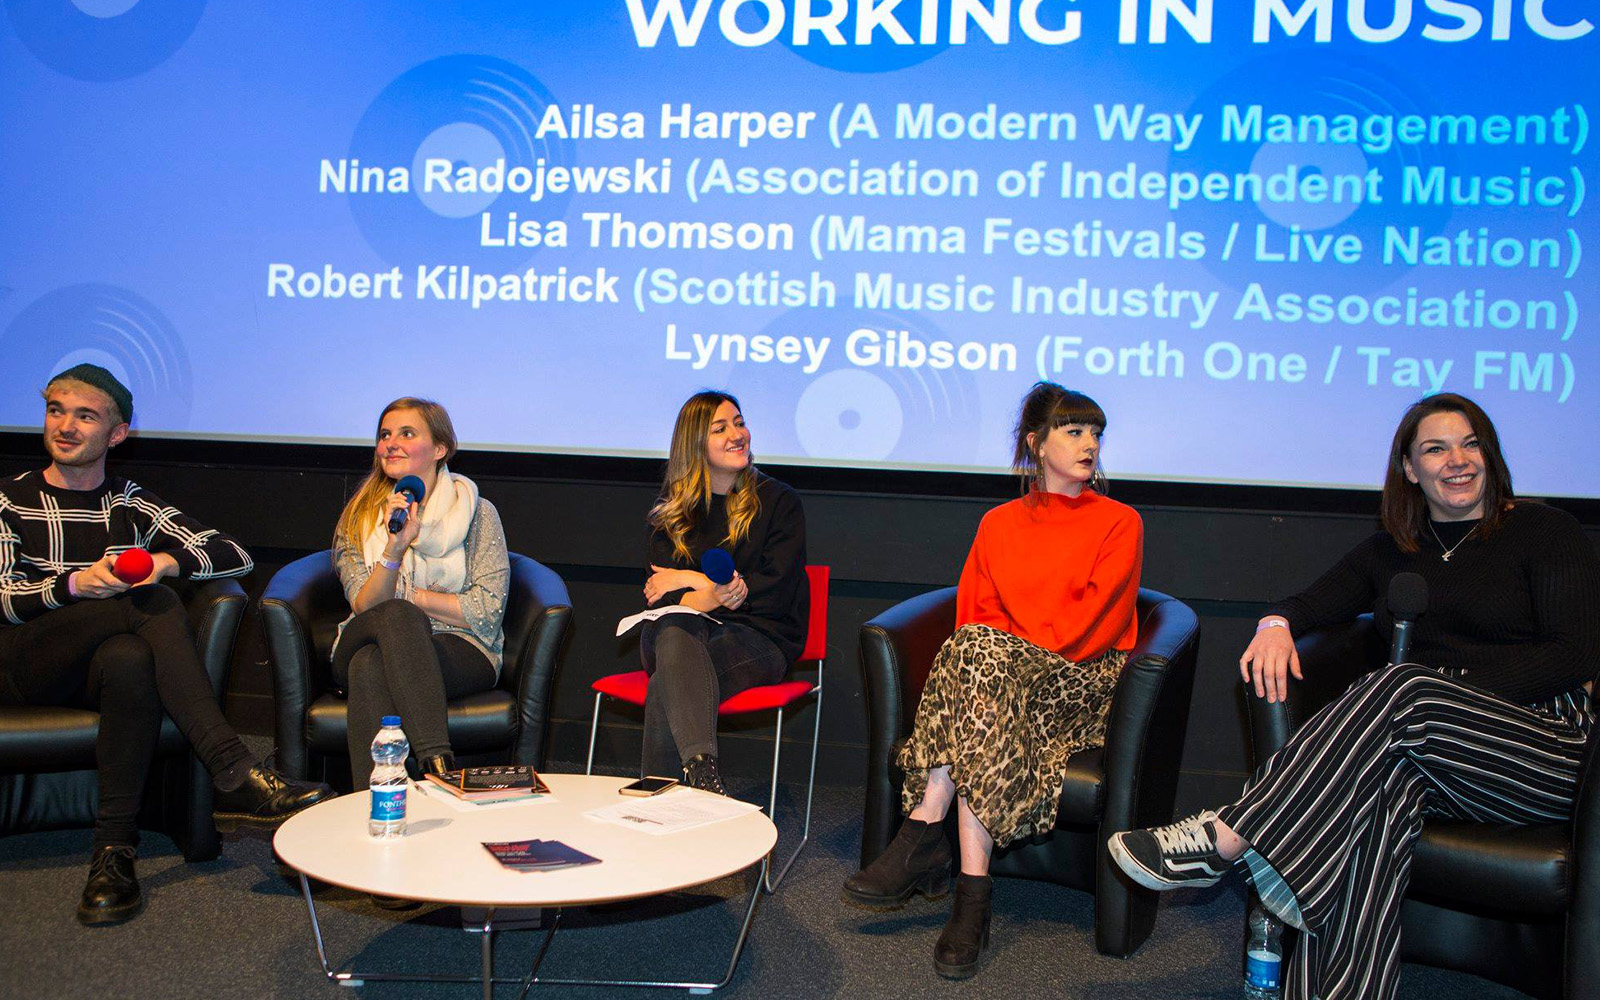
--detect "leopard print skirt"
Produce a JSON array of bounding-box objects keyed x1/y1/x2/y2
[{"x1": 897, "y1": 623, "x2": 1127, "y2": 847}]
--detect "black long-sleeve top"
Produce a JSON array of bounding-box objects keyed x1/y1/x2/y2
[
  {"x1": 0, "y1": 471, "x2": 253, "y2": 626},
  {"x1": 1267, "y1": 502, "x2": 1600, "y2": 704},
  {"x1": 646, "y1": 474, "x2": 809, "y2": 664}
]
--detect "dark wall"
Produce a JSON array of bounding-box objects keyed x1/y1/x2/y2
[{"x1": 5, "y1": 437, "x2": 1596, "y2": 818}]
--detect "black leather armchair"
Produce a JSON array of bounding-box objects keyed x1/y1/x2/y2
[
  {"x1": 858, "y1": 587, "x2": 1200, "y2": 957},
  {"x1": 259, "y1": 551, "x2": 572, "y2": 788},
  {"x1": 1246, "y1": 616, "x2": 1599, "y2": 1000},
  {"x1": 0, "y1": 579, "x2": 246, "y2": 861}
]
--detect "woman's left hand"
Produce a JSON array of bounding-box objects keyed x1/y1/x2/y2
[
  {"x1": 713, "y1": 572, "x2": 748, "y2": 610},
  {"x1": 645, "y1": 565, "x2": 695, "y2": 604}
]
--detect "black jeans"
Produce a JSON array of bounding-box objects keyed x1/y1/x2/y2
[
  {"x1": 639, "y1": 615, "x2": 786, "y2": 777},
  {"x1": 0, "y1": 587, "x2": 252, "y2": 848},
  {"x1": 332, "y1": 599, "x2": 497, "y2": 789}
]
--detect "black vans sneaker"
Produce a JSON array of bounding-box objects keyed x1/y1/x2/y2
[{"x1": 1108, "y1": 810, "x2": 1232, "y2": 890}]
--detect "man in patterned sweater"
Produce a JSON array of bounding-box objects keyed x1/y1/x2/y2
[{"x1": 0, "y1": 364, "x2": 331, "y2": 926}]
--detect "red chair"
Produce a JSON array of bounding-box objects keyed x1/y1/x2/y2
[{"x1": 585, "y1": 565, "x2": 829, "y2": 891}]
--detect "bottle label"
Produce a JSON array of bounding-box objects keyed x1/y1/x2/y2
[
  {"x1": 370, "y1": 785, "x2": 406, "y2": 823},
  {"x1": 1246, "y1": 950, "x2": 1281, "y2": 990}
]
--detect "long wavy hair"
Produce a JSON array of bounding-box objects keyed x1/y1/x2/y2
[
  {"x1": 648, "y1": 390, "x2": 761, "y2": 562},
  {"x1": 1380, "y1": 392, "x2": 1515, "y2": 553},
  {"x1": 335, "y1": 397, "x2": 458, "y2": 552},
  {"x1": 1012, "y1": 382, "x2": 1108, "y2": 497}
]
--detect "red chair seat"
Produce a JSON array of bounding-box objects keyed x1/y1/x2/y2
[
  {"x1": 586, "y1": 566, "x2": 827, "y2": 894},
  {"x1": 592, "y1": 670, "x2": 650, "y2": 704},
  {"x1": 590, "y1": 671, "x2": 817, "y2": 715},
  {"x1": 717, "y1": 680, "x2": 816, "y2": 715}
]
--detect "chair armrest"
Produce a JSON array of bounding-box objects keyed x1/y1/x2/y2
[
  {"x1": 1094, "y1": 589, "x2": 1201, "y2": 956},
  {"x1": 1568, "y1": 722, "x2": 1600, "y2": 997},
  {"x1": 172, "y1": 578, "x2": 247, "y2": 696},
  {"x1": 1099, "y1": 589, "x2": 1201, "y2": 836},
  {"x1": 259, "y1": 551, "x2": 345, "y2": 780},
  {"x1": 1245, "y1": 615, "x2": 1383, "y2": 769},
  {"x1": 501, "y1": 554, "x2": 573, "y2": 767},
  {"x1": 856, "y1": 586, "x2": 958, "y2": 866}
]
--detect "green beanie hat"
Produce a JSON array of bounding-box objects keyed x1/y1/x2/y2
[{"x1": 47, "y1": 364, "x2": 133, "y2": 425}]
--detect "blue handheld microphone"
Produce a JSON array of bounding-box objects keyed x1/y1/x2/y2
[
  {"x1": 700, "y1": 547, "x2": 736, "y2": 585},
  {"x1": 386, "y1": 475, "x2": 427, "y2": 534}
]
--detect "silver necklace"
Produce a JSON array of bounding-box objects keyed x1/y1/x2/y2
[{"x1": 1428, "y1": 521, "x2": 1471, "y2": 562}]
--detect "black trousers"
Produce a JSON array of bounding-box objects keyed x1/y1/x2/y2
[
  {"x1": 639, "y1": 615, "x2": 786, "y2": 777},
  {"x1": 0, "y1": 587, "x2": 251, "y2": 848},
  {"x1": 332, "y1": 599, "x2": 497, "y2": 790},
  {"x1": 1218, "y1": 664, "x2": 1594, "y2": 1000}
]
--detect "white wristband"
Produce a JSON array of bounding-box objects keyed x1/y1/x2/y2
[{"x1": 1256, "y1": 619, "x2": 1288, "y2": 633}]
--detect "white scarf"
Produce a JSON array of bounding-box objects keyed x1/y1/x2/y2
[{"x1": 361, "y1": 467, "x2": 479, "y2": 596}]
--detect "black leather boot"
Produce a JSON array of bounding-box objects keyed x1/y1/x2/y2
[
  {"x1": 420, "y1": 752, "x2": 456, "y2": 777},
  {"x1": 681, "y1": 754, "x2": 726, "y2": 795},
  {"x1": 932, "y1": 874, "x2": 992, "y2": 979},
  {"x1": 213, "y1": 762, "x2": 334, "y2": 830},
  {"x1": 841, "y1": 817, "x2": 952, "y2": 909},
  {"x1": 78, "y1": 845, "x2": 143, "y2": 926}
]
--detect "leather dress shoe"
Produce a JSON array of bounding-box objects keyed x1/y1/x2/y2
[
  {"x1": 78, "y1": 845, "x2": 143, "y2": 926},
  {"x1": 213, "y1": 763, "x2": 333, "y2": 830},
  {"x1": 681, "y1": 754, "x2": 726, "y2": 795}
]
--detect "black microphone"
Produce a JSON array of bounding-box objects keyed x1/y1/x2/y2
[
  {"x1": 1386, "y1": 572, "x2": 1428, "y2": 666},
  {"x1": 386, "y1": 475, "x2": 427, "y2": 534},
  {"x1": 700, "y1": 547, "x2": 736, "y2": 585}
]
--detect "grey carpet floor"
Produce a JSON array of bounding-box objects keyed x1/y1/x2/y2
[{"x1": 0, "y1": 765, "x2": 1527, "y2": 1000}]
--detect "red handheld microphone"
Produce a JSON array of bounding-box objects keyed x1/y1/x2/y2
[{"x1": 112, "y1": 548, "x2": 155, "y2": 584}]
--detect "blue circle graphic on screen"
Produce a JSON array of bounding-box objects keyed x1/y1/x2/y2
[
  {"x1": 348, "y1": 55, "x2": 576, "y2": 268},
  {"x1": 761, "y1": 0, "x2": 953, "y2": 73},
  {"x1": 4, "y1": 0, "x2": 205, "y2": 81},
  {"x1": 795, "y1": 369, "x2": 904, "y2": 460},
  {"x1": 754, "y1": 307, "x2": 983, "y2": 466},
  {"x1": 1174, "y1": 51, "x2": 1452, "y2": 295},
  {"x1": 0, "y1": 284, "x2": 192, "y2": 431}
]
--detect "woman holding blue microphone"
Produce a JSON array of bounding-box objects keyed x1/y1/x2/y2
[
  {"x1": 639, "y1": 390, "x2": 809, "y2": 793},
  {"x1": 331, "y1": 397, "x2": 509, "y2": 790}
]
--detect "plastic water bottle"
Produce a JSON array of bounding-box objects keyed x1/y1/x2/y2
[
  {"x1": 368, "y1": 716, "x2": 409, "y2": 839},
  {"x1": 1244, "y1": 898, "x2": 1284, "y2": 998}
]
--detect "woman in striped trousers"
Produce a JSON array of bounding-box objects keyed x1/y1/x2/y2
[{"x1": 1109, "y1": 393, "x2": 1600, "y2": 1000}]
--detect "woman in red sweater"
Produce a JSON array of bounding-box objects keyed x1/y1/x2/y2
[{"x1": 843, "y1": 382, "x2": 1144, "y2": 979}]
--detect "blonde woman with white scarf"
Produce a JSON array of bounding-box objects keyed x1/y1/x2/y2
[{"x1": 331, "y1": 398, "x2": 509, "y2": 791}]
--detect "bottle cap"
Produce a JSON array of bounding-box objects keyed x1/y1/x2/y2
[{"x1": 381, "y1": 715, "x2": 402, "y2": 727}]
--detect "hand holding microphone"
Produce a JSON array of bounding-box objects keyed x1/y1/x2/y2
[
  {"x1": 700, "y1": 548, "x2": 746, "y2": 609},
  {"x1": 387, "y1": 475, "x2": 426, "y2": 533},
  {"x1": 385, "y1": 475, "x2": 426, "y2": 551},
  {"x1": 71, "y1": 548, "x2": 166, "y2": 599},
  {"x1": 112, "y1": 547, "x2": 154, "y2": 584}
]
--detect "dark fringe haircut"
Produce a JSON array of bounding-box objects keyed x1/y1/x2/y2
[
  {"x1": 1380, "y1": 392, "x2": 1516, "y2": 552},
  {"x1": 1011, "y1": 381, "x2": 1108, "y2": 497}
]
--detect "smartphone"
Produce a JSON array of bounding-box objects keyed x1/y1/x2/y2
[{"x1": 619, "y1": 776, "x2": 679, "y2": 796}]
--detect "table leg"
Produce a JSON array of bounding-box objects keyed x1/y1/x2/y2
[
  {"x1": 481, "y1": 908, "x2": 495, "y2": 1000},
  {"x1": 512, "y1": 854, "x2": 769, "y2": 995},
  {"x1": 293, "y1": 855, "x2": 770, "y2": 996},
  {"x1": 296, "y1": 874, "x2": 532, "y2": 992}
]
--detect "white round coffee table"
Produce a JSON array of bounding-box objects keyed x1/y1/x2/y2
[{"x1": 275, "y1": 773, "x2": 778, "y2": 999}]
